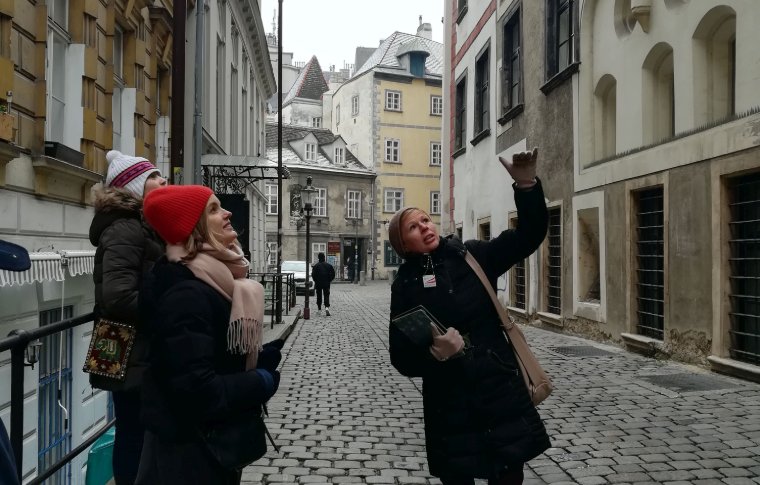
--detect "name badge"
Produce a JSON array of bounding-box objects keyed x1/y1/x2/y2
[{"x1": 422, "y1": 274, "x2": 437, "y2": 288}]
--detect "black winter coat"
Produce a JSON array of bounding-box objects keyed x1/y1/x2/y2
[
  {"x1": 389, "y1": 181, "x2": 552, "y2": 480},
  {"x1": 89, "y1": 188, "x2": 164, "y2": 391},
  {"x1": 311, "y1": 261, "x2": 335, "y2": 288},
  {"x1": 139, "y1": 258, "x2": 273, "y2": 444}
]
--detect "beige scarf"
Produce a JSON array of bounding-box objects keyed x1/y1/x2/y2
[{"x1": 167, "y1": 243, "x2": 264, "y2": 369}]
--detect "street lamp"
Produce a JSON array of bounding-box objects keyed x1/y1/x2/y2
[{"x1": 301, "y1": 175, "x2": 316, "y2": 320}]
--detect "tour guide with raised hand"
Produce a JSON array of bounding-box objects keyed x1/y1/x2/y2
[
  {"x1": 137, "y1": 185, "x2": 281, "y2": 485},
  {"x1": 388, "y1": 149, "x2": 551, "y2": 485}
]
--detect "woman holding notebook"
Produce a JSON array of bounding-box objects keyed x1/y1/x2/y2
[{"x1": 388, "y1": 149, "x2": 551, "y2": 485}]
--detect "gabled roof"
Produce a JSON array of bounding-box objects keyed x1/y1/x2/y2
[
  {"x1": 265, "y1": 123, "x2": 371, "y2": 172},
  {"x1": 354, "y1": 31, "x2": 443, "y2": 79},
  {"x1": 283, "y1": 56, "x2": 329, "y2": 107}
]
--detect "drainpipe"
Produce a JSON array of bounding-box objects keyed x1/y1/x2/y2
[
  {"x1": 170, "y1": 0, "x2": 186, "y2": 184},
  {"x1": 193, "y1": 0, "x2": 204, "y2": 184}
]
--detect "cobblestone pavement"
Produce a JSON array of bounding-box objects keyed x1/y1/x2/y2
[{"x1": 244, "y1": 282, "x2": 760, "y2": 485}]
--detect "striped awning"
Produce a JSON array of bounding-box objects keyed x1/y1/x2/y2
[{"x1": 0, "y1": 250, "x2": 96, "y2": 287}]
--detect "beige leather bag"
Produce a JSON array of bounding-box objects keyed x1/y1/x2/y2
[{"x1": 464, "y1": 252, "x2": 554, "y2": 406}]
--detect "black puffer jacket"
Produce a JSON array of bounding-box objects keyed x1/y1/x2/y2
[
  {"x1": 389, "y1": 181, "x2": 551, "y2": 480},
  {"x1": 311, "y1": 261, "x2": 335, "y2": 288},
  {"x1": 139, "y1": 258, "x2": 273, "y2": 443},
  {"x1": 89, "y1": 188, "x2": 164, "y2": 391}
]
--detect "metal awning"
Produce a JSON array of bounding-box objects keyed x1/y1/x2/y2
[
  {"x1": 201, "y1": 155, "x2": 290, "y2": 194},
  {"x1": 0, "y1": 250, "x2": 96, "y2": 287}
]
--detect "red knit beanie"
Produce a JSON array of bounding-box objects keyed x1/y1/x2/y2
[{"x1": 143, "y1": 185, "x2": 214, "y2": 244}]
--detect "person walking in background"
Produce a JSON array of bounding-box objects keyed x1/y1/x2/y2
[
  {"x1": 387, "y1": 149, "x2": 551, "y2": 484},
  {"x1": 312, "y1": 252, "x2": 335, "y2": 316},
  {"x1": 137, "y1": 185, "x2": 281, "y2": 485},
  {"x1": 87, "y1": 150, "x2": 166, "y2": 485}
]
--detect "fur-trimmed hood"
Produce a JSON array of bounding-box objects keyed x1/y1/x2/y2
[{"x1": 89, "y1": 187, "x2": 144, "y2": 245}]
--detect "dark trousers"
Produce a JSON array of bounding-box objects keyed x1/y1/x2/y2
[
  {"x1": 136, "y1": 431, "x2": 242, "y2": 485},
  {"x1": 112, "y1": 390, "x2": 144, "y2": 485},
  {"x1": 316, "y1": 286, "x2": 330, "y2": 309},
  {"x1": 440, "y1": 467, "x2": 524, "y2": 485}
]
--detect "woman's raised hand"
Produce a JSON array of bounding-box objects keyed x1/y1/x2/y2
[
  {"x1": 498, "y1": 147, "x2": 538, "y2": 189},
  {"x1": 430, "y1": 327, "x2": 465, "y2": 361}
]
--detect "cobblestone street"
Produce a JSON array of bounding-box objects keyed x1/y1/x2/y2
[{"x1": 244, "y1": 282, "x2": 760, "y2": 485}]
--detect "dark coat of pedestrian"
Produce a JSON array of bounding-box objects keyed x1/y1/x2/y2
[
  {"x1": 137, "y1": 185, "x2": 280, "y2": 485},
  {"x1": 312, "y1": 252, "x2": 335, "y2": 314},
  {"x1": 88, "y1": 150, "x2": 166, "y2": 485},
  {"x1": 388, "y1": 150, "x2": 551, "y2": 485}
]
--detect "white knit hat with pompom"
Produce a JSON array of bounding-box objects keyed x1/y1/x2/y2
[{"x1": 104, "y1": 150, "x2": 160, "y2": 199}]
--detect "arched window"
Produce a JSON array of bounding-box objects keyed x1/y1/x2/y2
[
  {"x1": 642, "y1": 43, "x2": 675, "y2": 144},
  {"x1": 594, "y1": 74, "x2": 617, "y2": 159},
  {"x1": 692, "y1": 6, "x2": 736, "y2": 125}
]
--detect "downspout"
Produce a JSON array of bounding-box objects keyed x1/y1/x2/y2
[{"x1": 193, "y1": 0, "x2": 204, "y2": 184}]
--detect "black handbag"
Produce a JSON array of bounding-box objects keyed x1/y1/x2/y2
[{"x1": 201, "y1": 411, "x2": 271, "y2": 470}]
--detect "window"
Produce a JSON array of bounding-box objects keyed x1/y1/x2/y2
[
  {"x1": 241, "y1": 67, "x2": 248, "y2": 155},
  {"x1": 431, "y1": 95, "x2": 443, "y2": 116},
  {"x1": 455, "y1": 75, "x2": 467, "y2": 150},
  {"x1": 385, "y1": 90, "x2": 401, "y2": 111},
  {"x1": 83, "y1": 14, "x2": 96, "y2": 48},
  {"x1": 475, "y1": 46, "x2": 490, "y2": 135},
  {"x1": 334, "y1": 147, "x2": 344, "y2": 164},
  {"x1": 510, "y1": 218, "x2": 527, "y2": 310},
  {"x1": 385, "y1": 139, "x2": 400, "y2": 163},
  {"x1": 305, "y1": 143, "x2": 317, "y2": 161},
  {"x1": 216, "y1": 38, "x2": 226, "y2": 145},
  {"x1": 384, "y1": 240, "x2": 403, "y2": 266},
  {"x1": 312, "y1": 117, "x2": 322, "y2": 128},
  {"x1": 347, "y1": 190, "x2": 362, "y2": 219},
  {"x1": 410, "y1": 53, "x2": 426, "y2": 77},
  {"x1": 48, "y1": 0, "x2": 68, "y2": 29},
  {"x1": 634, "y1": 188, "x2": 664, "y2": 339},
  {"x1": 265, "y1": 184, "x2": 278, "y2": 214},
  {"x1": 266, "y1": 241, "x2": 277, "y2": 267},
  {"x1": 312, "y1": 243, "x2": 327, "y2": 264},
  {"x1": 430, "y1": 191, "x2": 441, "y2": 215},
  {"x1": 384, "y1": 189, "x2": 404, "y2": 213},
  {"x1": 728, "y1": 173, "x2": 760, "y2": 365},
  {"x1": 351, "y1": 95, "x2": 359, "y2": 116},
  {"x1": 479, "y1": 221, "x2": 491, "y2": 241},
  {"x1": 46, "y1": 30, "x2": 67, "y2": 143},
  {"x1": 547, "y1": 0, "x2": 576, "y2": 78},
  {"x1": 314, "y1": 187, "x2": 327, "y2": 217},
  {"x1": 113, "y1": 26, "x2": 123, "y2": 79},
  {"x1": 430, "y1": 142, "x2": 442, "y2": 166},
  {"x1": 336, "y1": 105, "x2": 340, "y2": 124},
  {"x1": 231, "y1": 67, "x2": 238, "y2": 154},
  {"x1": 502, "y1": 10, "x2": 522, "y2": 114},
  {"x1": 546, "y1": 207, "x2": 562, "y2": 315}
]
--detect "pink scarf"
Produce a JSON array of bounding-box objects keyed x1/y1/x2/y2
[{"x1": 167, "y1": 243, "x2": 264, "y2": 369}]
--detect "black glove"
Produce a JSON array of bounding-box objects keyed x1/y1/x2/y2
[{"x1": 257, "y1": 344, "x2": 282, "y2": 372}]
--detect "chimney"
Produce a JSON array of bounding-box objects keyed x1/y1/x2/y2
[{"x1": 417, "y1": 18, "x2": 432, "y2": 40}]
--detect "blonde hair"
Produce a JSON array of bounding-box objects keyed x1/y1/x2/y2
[{"x1": 181, "y1": 204, "x2": 239, "y2": 260}]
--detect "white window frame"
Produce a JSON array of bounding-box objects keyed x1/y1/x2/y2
[
  {"x1": 49, "y1": 0, "x2": 68, "y2": 30},
  {"x1": 351, "y1": 95, "x2": 359, "y2": 116},
  {"x1": 385, "y1": 139, "x2": 400, "y2": 163},
  {"x1": 266, "y1": 242, "x2": 277, "y2": 267},
  {"x1": 430, "y1": 191, "x2": 441, "y2": 215},
  {"x1": 265, "y1": 184, "x2": 278, "y2": 214},
  {"x1": 334, "y1": 147, "x2": 344, "y2": 164},
  {"x1": 46, "y1": 27, "x2": 68, "y2": 143},
  {"x1": 113, "y1": 26, "x2": 124, "y2": 80},
  {"x1": 430, "y1": 142, "x2": 442, "y2": 166},
  {"x1": 385, "y1": 90, "x2": 401, "y2": 111},
  {"x1": 312, "y1": 243, "x2": 327, "y2": 264},
  {"x1": 384, "y1": 189, "x2": 404, "y2": 213},
  {"x1": 347, "y1": 190, "x2": 362, "y2": 219},
  {"x1": 305, "y1": 143, "x2": 317, "y2": 161},
  {"x1": 431, "y1": 95, "x2": 443, "y2": 115},
  {"x1": 314, "y1": 187, "x2": 327, "y2": 217},
  {"x1": 312, "y1": 117, "x2": 322, "y2": 128}
]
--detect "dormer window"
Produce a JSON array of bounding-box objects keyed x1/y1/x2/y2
[
  {"x1": 410, "y1": 53, "x2": 426, "y2": 77},
  {"x1": 334, "y1": 147, "x2": 345, "y2": 164},
  {"x1": 305, "y1": 143, "x2": 316, "y2": 161}
]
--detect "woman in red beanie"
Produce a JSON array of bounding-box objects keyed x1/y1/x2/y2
[
  {"x1": 387, "y1": 150, "x2": 551, "y2": 485},
  {"x1": 136, "y1": 185, "x2": 282, "y2": 485}
]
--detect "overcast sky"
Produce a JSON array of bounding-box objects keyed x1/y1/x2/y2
[{"x1": 260, "y1": 0, "x2": 444, "y2": 70}]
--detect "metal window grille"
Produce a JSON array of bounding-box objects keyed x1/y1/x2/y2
[
  {"x1": 728, "y1": 173, "x2": 760, "y2": 365},
  {"x1": 635, "y1": 187, "x2": 665, "y2": 339},
  {"x1": 511, "y1": 219, "x2": 526, "y2": 309},
  {"x1": 546, "y1": 208, "x2": 562, "y2": 314},
  {"x1": 38, "y1": 306, "x2": 73, "y2": 485}
]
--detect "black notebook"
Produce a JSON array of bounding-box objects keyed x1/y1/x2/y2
[{"x1": 392, "y1": 305, "x2": 447, "y2": 346}]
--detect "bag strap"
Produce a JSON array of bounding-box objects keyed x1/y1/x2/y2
[{"x1": 463, "y1": 252, "x2": 514, "y2": 332}]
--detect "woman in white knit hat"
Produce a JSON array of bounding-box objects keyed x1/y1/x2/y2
[{"x1": 87, "y1": 150, "x2": 166, "y2": 485}]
